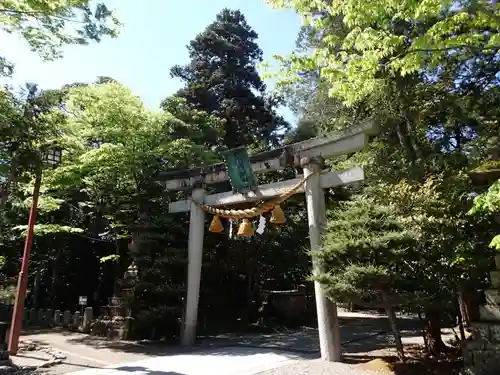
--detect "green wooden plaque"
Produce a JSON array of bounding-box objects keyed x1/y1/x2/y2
[{"x1": 224, "y1": 147, "x2": 257, "y2": 194}]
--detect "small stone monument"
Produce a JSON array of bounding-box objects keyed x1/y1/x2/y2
[
  {"x1": 63, "y1": 310, "x2": 71, "y2": 327},
  {"x1": 73, "y1": 311, "x2": 81, "y2": 328},
  {"x1": 29, "y1": 308, "x2": 37, "y2": 325},
  {"x1": 81, "y1": 307, "x2": 93, "y2": 333},
  {"x1": 37, "y1": 309, "x2": 45, "y2": 325},
  {"x1": 45, "y1": 309, "x2": 53, "y2": 327},
  {"x1": 53, "y1": 310, "x2": 61, "y2": 326}
]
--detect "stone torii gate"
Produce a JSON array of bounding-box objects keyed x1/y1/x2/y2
[{"x1": 164, "y1": 120, "x2": 377, "y2": 362}]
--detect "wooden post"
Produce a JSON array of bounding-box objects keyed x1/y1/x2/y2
[
  {"x1": 181, "y1": 188, "x2": 206, "y2": 346},
  {"x1": 303, "y1": 157, "x2": 342, "y2": 362}
]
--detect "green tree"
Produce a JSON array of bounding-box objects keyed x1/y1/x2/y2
[
  {"x1": 267, "y1": 0, "x2": 500, "y2": 104},
  {"x1": 166, "y1": 8, "x2": 289, "y2": 150},
  {"x1": 470, "y1": 180, "x2": 500, "y2": 250},
  {"x1": 274, "y1": 1, "x2": 500, "y2": 356},
  {"x1": 1, "y1": 0, "x2": 120, "y2": 74},
  {"x1": 316, "y1": 195, "x2": 418, "y2": 360}
]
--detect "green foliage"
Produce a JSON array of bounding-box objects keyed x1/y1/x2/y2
[
  {"x1": 278, "y1": 6, "x2": 499, "y2": 341},
  {"x1": 472, "y1": 160, "x2": 500, "y2": 172},
  {"x1": 12, "y1": 224, "x2": 84, "y2": 236},
  {"x1": 0, "y1": 285, "x2": 16, "y2": 304},
  {"x1": 315, "y1": 196, "x2": 419, "y2": 307},
  {"x1": 470, "y1": 180, "x2": 500, "y2": 215},
  {"x1": 266, "y1": 0, "x2": 500, "y2": 104},
  {"x1": 490, "y1": 235, "x2": 500, "y2": 250},
  {"x1": 0, "y1": 1, "x2": 120, "y2": 65},
  {"x1": 470, "y1": 179, "x2": 500, "y2": 250},
  {"x1": 100, "y1": 254, "x2": 120, "y2": 263}
]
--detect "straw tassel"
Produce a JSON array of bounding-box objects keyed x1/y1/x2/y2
[
  {"x1": 269, "y1": 205, "x2": 286, "y2": 225},
  {"x1": 237, "y1": 219, "x2": 254, "y2": 237},
  {"x1": 209, "y1": 215, "x2": 224, "y2": 233}
]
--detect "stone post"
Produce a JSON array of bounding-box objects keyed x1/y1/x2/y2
[
  {"x1": 81, "y1": 307, "x2": 93, "y2": 333},
  {"x1": 73, "y1": 311, "x2": 81, "y2": 328},
  {"x1": 45, "y1": 309, "x2": 53, "y2": 327},
  {"x1": 29, "y1": 308, "x2": 37, "y2": 326},
  {"x1": 22, "y1": 308, "x2": 29, "y2": 325},
  {"x1": 62, "y1": 310, "x2": 71, "y2": 327},
  {"x1": 53, "y1": 310, "x2": 61, "y2": 326},
  {"x1": 37, "y1": 309, "x2": 45, "y2": 326}
]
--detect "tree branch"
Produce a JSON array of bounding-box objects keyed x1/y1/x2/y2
[{"x1": 0, "y1": 8, "x2": 86, "y2": 24}]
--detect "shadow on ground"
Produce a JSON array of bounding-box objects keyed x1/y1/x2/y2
[
  {"x1": 115, "y1": 367, "x2": 184, "y2": 375},
  {"x1": 20, "y1": 314, "x2": 428, "y2": 359}
]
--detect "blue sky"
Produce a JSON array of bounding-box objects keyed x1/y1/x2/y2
[{"x1": 1, "y1": 0, "x2": 301, "y2": 125}]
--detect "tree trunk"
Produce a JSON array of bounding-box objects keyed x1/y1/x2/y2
[
  {"x1": 424, "y1": 308, "x2": 450, "y2": 357},
  {"x1": 418, "y1": 312, "x2": 429, "y2": 355},
  {"x1": 32, "y1": 270, "x2": 41, "y2": 310},
  {"x1": 382, "y1": 294, "x2": 405, "y2": 361},
  {"x1": 458, "y1": 282, "x2": 480, "y2": 327},
  {"x1": 50, "y1": 249, "x2": 61, "y2": 309},
  {"x1": 457, "y1": 307, "x2": 466, "y2": 344},
  {"x1": 458, "y1": 288, "x2": 470, "y2": 328},
  {"x1": 0, "y1": 156, "x2": 19, "y2": 211}
]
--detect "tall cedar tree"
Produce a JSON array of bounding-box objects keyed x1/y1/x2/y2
[{"x1": 166, "y1": 8, "x2": 288, "y2": 150}]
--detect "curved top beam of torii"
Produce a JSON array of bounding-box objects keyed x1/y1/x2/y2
[{"x1": 160, "y1": 118, "x2": 377, "y2": 192}]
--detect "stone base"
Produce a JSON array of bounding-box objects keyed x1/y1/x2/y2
[{"x1": 91, "y1": 317, "x2": 131, "y2": 340}]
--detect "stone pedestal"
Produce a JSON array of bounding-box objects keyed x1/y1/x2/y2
[
  {"x1": 91, "y1": 297, "x2": 131, "y2": 340},
  {"x1": 464, "y1": 254, "x2": 500, "y2": 375}
]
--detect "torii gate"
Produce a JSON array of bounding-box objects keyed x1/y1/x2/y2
[{"x1": 164, "y1": 120, "x2": 377, "y2": 362}]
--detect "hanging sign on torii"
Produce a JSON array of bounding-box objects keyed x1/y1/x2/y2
[{"x1": 162, "y1": 119, "x2": 378, "y2": 362}]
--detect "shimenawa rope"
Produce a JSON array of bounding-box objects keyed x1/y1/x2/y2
[{"x1": 190, "y1": 171, "x2": 319, "y2": 220}]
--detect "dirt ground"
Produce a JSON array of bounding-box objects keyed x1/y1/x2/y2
[{"x1": 6, "y1": 309, "x2": 462, "y2": 375}]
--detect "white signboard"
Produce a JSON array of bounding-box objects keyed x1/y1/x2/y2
[{"x1": 79, "y1": 296, "x2": 87, "y2": 306}]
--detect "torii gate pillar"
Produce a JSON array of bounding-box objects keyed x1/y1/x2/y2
[
  {"x1": 181, "y1": 187, "x2": 206, "y2": 346},
  {"x1": 303, "y1": 157, "x2": 342, "y2": 361}
]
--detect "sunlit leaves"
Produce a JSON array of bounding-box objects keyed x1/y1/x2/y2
[
  {"x1": 12, "y1": 223, "x2": 84, "y2": 236},
  {"x1": 266, "y1": 0, "x2": 500, "y2": 104},
  {"x1": 470, "y1": 179, "x2": 500, "y2": 215},
  {"x1": 490, "y1": 235, "x2": 500, "y2": 250},
  {"x1": 0, "y1": 0, "x2": 120, "y2": 64},
  {"x1": 100, "y1": 254, "x2": 120, "y2": 263},
  {"x1": 314, "y1": 195, "x2": 418, "y2": 307},
  {"x1": 469, "y1": 179, "x2": 500, "y2": 250}
]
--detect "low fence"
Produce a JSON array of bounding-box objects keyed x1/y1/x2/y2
[{"x1": 0, "y1": 305, "x2": 93, "y2": 333}]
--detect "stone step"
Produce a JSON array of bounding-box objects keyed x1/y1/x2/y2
[
  {"x1": 480, "y1": 304, "x2": 500, "y2": 322},
  {"x1": 491, "y1": 270, "x2": 500, "y2": 288},
  {"x1": 471, "y1": 322, "x2": 500, "y2": 342},
  {"x1": 485, "y1": 289, "x2": 500, "y2": 305}
]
